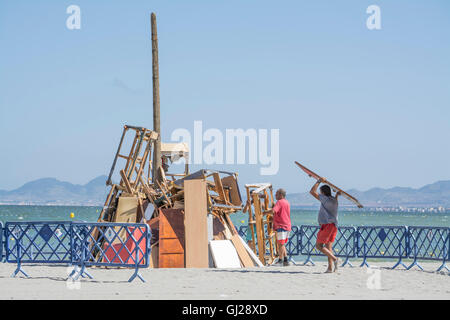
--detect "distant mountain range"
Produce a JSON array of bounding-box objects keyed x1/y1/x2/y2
[
  {"x1": 0, "y1": 176, "x2": 109, "y2": 206},
  {"x1": 287, "y1": 180, "x2": 450, "y2": 208},
  {"x1": 0, "y1": 177, "x2": 449, "y2": 208}
]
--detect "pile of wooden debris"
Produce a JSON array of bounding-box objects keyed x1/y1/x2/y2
[{"x1": 95, "y1": 124, "x2": 269, "y2": 268}]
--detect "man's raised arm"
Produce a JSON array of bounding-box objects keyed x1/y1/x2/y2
[{"x1": 309, "y1": 179, "x2": 323, "y2": 201}]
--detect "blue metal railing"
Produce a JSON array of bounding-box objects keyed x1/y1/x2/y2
[
  {"x1": 356, "y1": 226, "x2": 408, "y2": 269},
  {"x1": 1, "y1": 221, "x2": 448, "y2": 274},
  {"x1": 298, "y1": 225, "x2": 358, "y2": 266},
  {"x1": 407, "y1": 226, "x2": 449, "y2": 272},
  {"x1": 237, "y1": 224, "x2": 449, "y2": 271},
  {"x1": 286, "y1": 225, "x2": 300, "y2": 258},
  {"x1": 70, "y1": 222, "x2": 150, "y2": 282},
  {"x1": 5, "y1": 221, "x2": 73, "y2": 277},
  {"x1": 0, "y1": 222, "x2": 3, "y2": 263},
  {"x1": 2, "y1": 221, "x2": 151, "y2": 282}
]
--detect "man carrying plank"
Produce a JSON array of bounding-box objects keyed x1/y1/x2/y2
[
  {"x1": 310, "y1": 179, "x2": 341, "y2": 273},
  {"x1": 272, "y1": 188, "x2": 291, "y2": 266}
]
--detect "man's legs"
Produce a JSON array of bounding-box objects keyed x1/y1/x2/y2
[
  {"x1": 325, "y1": 242, "x2": 334, "y2": 270},
  {"x1": 315, "y1": 241, "x2": 337, "y2": 272},
  {"x1": 276, "y1": 229, "x2": 289, "y2": 265},
  {"x1": 279, "y1": 243, "x2": 287, "y2": 260}
]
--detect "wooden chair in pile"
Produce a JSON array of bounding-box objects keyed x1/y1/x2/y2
[
  {"x1": 90, "y1": 125, "x2": 159, "y2": 260},
  {"x1": 243, "y1": 183, "x2": 278, "y2": 265},
  {"x1": 98, "y1": 125, "x2": 159, "y2": 223}
]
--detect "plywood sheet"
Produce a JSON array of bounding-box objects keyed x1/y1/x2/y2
[
  {"x1": 184, "y1": 179, "x2": 208, "y2": 268},
  {"x1": 210, "y1": 240, "x2": 242, "y2": 268},
  {"x1": 159, "y1": 209, "x2": 185, "y2": 268},
  {"x1": 114, "y1": 196, "x2": 138, "y2": 223}
]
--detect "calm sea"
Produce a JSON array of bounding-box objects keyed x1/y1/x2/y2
[{"x1": 0, "y1": 205, "x2": 448, "y2": 228}]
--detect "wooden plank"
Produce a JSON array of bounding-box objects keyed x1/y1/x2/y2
[
  {"x1": 184, "y1": 179, "x2": 208, "y2": 268},
  {"x1": 238, "y1": 234, "x2": 264, "y2": 267},
  {"x1": 159, "y1": 209, "x2": 185, "y2": 268},
  {"x1": 224, "y1": 213, "x2": 238, "y2": 235},
  {"x1": 120, "y1": 169, "x2": 134, "y2": 194},
  {"x1": 212, "y1": 172, "x2": 227, "y2": 202},
  {"x1": 136, "y1": 197, "x2": 145, "y2": 222},
  {"x1": 223, "y1": 212, "x2": 254, "y2": 267},
  {"x1": 230, "y1": 234, "x2": 254, "y2": 267},
  {"x1": 295, "y1": 161, "x2": 363, "y2": 208},
  {"x1": 156, "y1": 180, "x2": 172, "y2": 207}
]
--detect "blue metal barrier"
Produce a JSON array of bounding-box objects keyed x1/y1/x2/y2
[
  {"x1": 3, "y1": 221, "x2": 150, "y2": 282},
  {"x1": 70, "y1": 222, "x2": 150, "y2": 282},
  {"x1": 407, "y1": 226, "x2": 449, "y2": 272},
  {"x1": 333, "y1": 226, "x2": 357, "y2": 267},
  {"x1": 286, "y1": 226, "x2": 300, "y2": 258},
  {"x1": 299, "y1": 225, "x2": 320, "y2": 265},
  {"x1": 237, "y1": 226, "x2": 248, "y2": 239},
  {"x1": 356, "y1": 226, "x2": 408, "y2": 269},
  {"x1": 285, "y1": 226, "x2": 300, "y2": 265},
  {"x1": 0, "y1": 222, "x2": 3, "y2": 262},
  {"x1": 5, "y1": 221, "x2": 72, "y2": 277},
  {"x1": 299, "y1": 225, "x2": 357, "y2": 267},
  {"x1": 239, "y1": 224, "x2": 449, "y2": 271},
  {"x1": 3, "y1": 220, "x2": 449, "y2": 275}
]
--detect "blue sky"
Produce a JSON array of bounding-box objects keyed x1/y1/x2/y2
[{"x1": 0, "y1": 0, "x2": 449, "y2": 193}]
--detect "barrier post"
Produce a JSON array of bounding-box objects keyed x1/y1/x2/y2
[
  {"x1": 11, "y1": 239, "x2": 29, "y2": 278},
  {"x1": 341, "y1": 256, "x2": 353, "y2": 267},
  {"x1": 407, "y1": 227, "x2": 424, "y2": 271},
  {"x1": 128, "y1": 242, "x2": 145, "y2": 283},
  {"x1": 358, "y1": 227, "x2": 369, "y2": 267},
  {"x1": 287, "y1": 226, "x2": 299, "y2": 265},
  {"x1": 0, "y1": 222, "x2": 3, "y2": 263},
  {"x1": 339, "y1": 228, "x2": 356, "y2": 267},
  {"x1": 391, "y1": 226, "x2": 408, "y2": 270},
  {"x1": 68, "y1": 223, "x2": 78, "y2": 279},
  {"x1": 334, "y1": 226, "x2": 357, "y2": 268},
  {"x1": 302, "y1": 254, "x2": 314, "y2": 266},
  {"x1": 298, "y1": 226, "x2": 316, "y2": 266},
  {"x1": 359, "y1": 242, "x2": 370, "y2": 268},
  {"x1": 73, "y1": 236, "x2": 93, "y2": 281},
  {"x1": 436, "y1": 230, "x2": 449, "y2": 272}
]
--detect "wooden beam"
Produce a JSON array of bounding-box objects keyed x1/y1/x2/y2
[
  {"x1": 150, "y1": 12, "x2": 162, "y2": 184},
  {"x1": 120, "y1": 169, "x2": 134, "y2": 194}
]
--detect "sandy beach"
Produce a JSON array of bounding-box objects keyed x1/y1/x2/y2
[{"x1": 0, "y1": 261, "x2": 448, "y2": 300}]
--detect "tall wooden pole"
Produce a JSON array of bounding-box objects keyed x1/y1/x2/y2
[{"x1": 151, "y1": 12, "x2": 162, "y2": 184}]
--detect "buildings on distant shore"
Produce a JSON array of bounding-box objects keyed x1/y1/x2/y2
[
  {"x1": 1, "y1": 202, "x2": 448, "y2": 214},
  {"x1": 288, "y1": 204, "x2": 449, "y2": 213},
  {"x1": 335, "y1": 206, "x2": 448, "y2": 213}
]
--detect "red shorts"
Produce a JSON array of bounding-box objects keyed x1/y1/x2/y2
[{"x1": 317, "y1": 223, "x2": 337, "y2": 244}]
